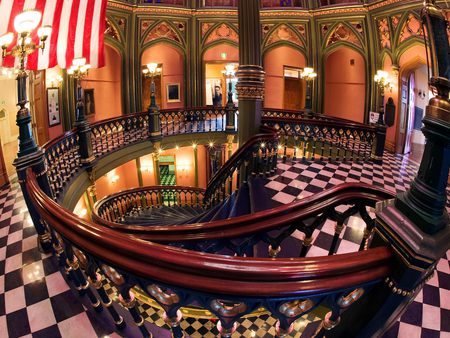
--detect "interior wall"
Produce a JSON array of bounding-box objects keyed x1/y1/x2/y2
[
  {"x1": 45, "y1": 66, "x2": 64, "y2": 140},
  {"x1": 0, "y1": 77, "x2": 19, "y2": 177},
  {"x1": 82, "y1": 45, "x2": 123, "y2": 122},
  {"x1": 263, "y1": 45, "x2": 306, "y2": 109},
  {"x1": 203, "y1": 44, "x2": 239, "y2": 62},
  {"x1": 323, "y1": 47, "x2": 366, "y2": 123},
  {"x1": 141, "y1": 43, "x2": 184, "y2": 109},
  {"x1": 95, "y1": 159, "x2": 140, "y2": 201}
]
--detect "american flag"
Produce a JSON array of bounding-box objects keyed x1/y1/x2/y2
[{"x1": 0, "y1": 0, "x2": 107, "y2": 70}]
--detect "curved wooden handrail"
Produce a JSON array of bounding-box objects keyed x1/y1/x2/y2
[
  {"x1": 92, "y1": 182, "x2": 394, "y2": 239},
  {"x1": 27, "y1": 170, "x2": 393, "y2": 296},
  {"x1": 262, "y1": 115, "x2": 378, "y2": 134}
]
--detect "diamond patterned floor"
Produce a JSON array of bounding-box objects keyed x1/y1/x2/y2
[{"x1": 0, "y1": 150, "x2": 448, "y2": 337}]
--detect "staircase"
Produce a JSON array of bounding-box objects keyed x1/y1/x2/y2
[{"x1": 120, "y1": 177, "x2": 279, "y2": 226}]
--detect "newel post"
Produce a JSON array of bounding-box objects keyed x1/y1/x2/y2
[
  {"x1": 371, "y1": 124, "x2": 387, "y2": 164},
  {"x1": 331, "y1": 2, "x2": 450, "y2": 337},
  {"x1": 68, "y1": 58, "x2": 95, "y2": 168}
]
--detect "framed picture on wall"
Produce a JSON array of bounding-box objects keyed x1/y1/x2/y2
[
  {"x1": 84, "y1": 89, "x2": 95, "y2": 116},
  {"x1": 47, "y1": 87, "x2": 61, "y2": 127},
  {"x1": 167, "y1": 83, "x2": 180, "y2": 103}
]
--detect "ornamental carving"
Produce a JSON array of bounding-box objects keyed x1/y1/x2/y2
[
  {"x1": 399, "y1": 14, "x2": 423, "y2": 43},
  {"x1": 105, "y1": 19, "x2": 121, "y2": 42},
  {"x1": 266, "y1": 24, "x2": 304, "y2": 48},
  {"x1": 326, "y1": 23, "x2": 362, "y2": 48},
  {"x1": 236, "y1": 85, "x2": 265, "y2": 100},
  {"x1": 204, "y1": 23, "x2": 239, "y2": 45},
  {"x1": 144, "y1": 22, "x2": 182, "y2": 45},
  {"x1": 141, "y1": 20, "x2": 155, "y2": 36},
  {"x1": 391, "y1": 15, "x2": 401, "y2": 30},
  {"x1": 378, "y1": 18, "x2": 391, "y2": 49}
]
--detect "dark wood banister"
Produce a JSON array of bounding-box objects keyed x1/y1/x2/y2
[
  {"x1": 27, "y1": 170, "x2": 393, "y2": 297},
  {"x1": 205, "y1": 125, "x2": 278, "y2": 197},
  {"x1": 92, "y1": 183, "x2": 394, "y2": 240}
]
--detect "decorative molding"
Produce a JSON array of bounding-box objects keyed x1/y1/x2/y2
[
  {"x1": 265, "y1": 24, "x2": 304, "y2": 48},
  {"x1": 325, "y1": 23, "x2": 363, "y2": 48},
  {"x1": 105, "y1": 18, "x2": 122, "y2": 43},
  {"x1": 143, "y1": 22, "x2": 183, "y2": 45},
  {"x1": 399, "y1": 13, "x2": 423, "y2": 43},
  {"x1": 377, "y1": 18, "x2": 391, "y2": 49},
  {"x1": 141, "y1": 20, "x2": 155, "y2": 36},
  {"x1": 204, "y1": 23, "x2": 239, "y2": 45}
]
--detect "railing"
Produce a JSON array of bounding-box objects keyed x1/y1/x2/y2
[
  {"x1": 159, "y1": 106, "x2": 234, "y2": 136},
  {"x1": 93, "y1": 183, "x2": 394, "y2": 256},
  {"x1": 27, "y1": 170, "x2": 393, "y2": 338},
  {"x1": 204, "y1": 125, "x2": 279, "y2": 206},
  {"x1": 43, "y1": 131, "x2": 81, "y2": 198},
  {"x1": 91, "y1": 112, "x2": 149, "y2": 158},
  {"x1": 95, "y1": 186, "x2": 205, "y2": 224}
]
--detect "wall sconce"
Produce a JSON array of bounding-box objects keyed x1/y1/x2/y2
[
  {"x1": 141, "y1": 161, "x2": 153, "y2": 173},
  {"x1": 177, "y1": 162, "x2": 191, "y2": 176},
  {"x1": 47, "y1": 74, "x2": 63, "y2": 88},
  {"x1": 107, "y1": 170, "x2": 119, "y2": 184}
]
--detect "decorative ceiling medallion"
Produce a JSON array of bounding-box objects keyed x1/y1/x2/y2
[
  {"x1": 204, "y1": 23, "x2": 238, "y2": 45},
  {"x1": 266, "y1": 24, "x2": 303, "y2": 48},
  {"x1": 144, "y1": 22, "x2": 181, "y2": 45}
]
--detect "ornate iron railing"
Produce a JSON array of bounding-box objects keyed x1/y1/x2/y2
[{"x1": 27, "y1": 170, "x2": 393, "y2": 338}]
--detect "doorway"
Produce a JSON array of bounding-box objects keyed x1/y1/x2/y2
[
  {"x1": 396, "y1": 64, "x2": 428, "y2": 161},
  {"x1": 283, "y1": 67, "x2": 304, "y2": 110},
  {"x1": 29, "y1": 70, "x2": 49, "y2": 146},
  {"x1": 159, "y1": 155, "x2": 176, "y2": 186},
  {"x1": 204, "y1": 62, "x2": 238, "y2": 107}
]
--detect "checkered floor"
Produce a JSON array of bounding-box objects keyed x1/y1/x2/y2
[{"x1": 0, "y1": 150, "x2": 449, "y2": 338}]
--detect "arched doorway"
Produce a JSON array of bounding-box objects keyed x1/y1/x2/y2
[
  {"x1": 263, "y1": 45, "x2": 307, "y2": 110},
  {"x1": 323, "y1": 46, "x2": 366, "y2": 123},
  {"x1": 202, "y1": 44, "x2": 239, "y2": 107},
  {"x1": 141, "y1": 43, "x2": 185, "y2": 110},
  {"x1": 395, "y1": 45, "x2": 428, "y2": 160}
]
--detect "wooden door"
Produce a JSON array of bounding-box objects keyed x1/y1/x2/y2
[
  {"x1": 29, "y1": 70, "x2": 49, "y2": 145},
  {"x1": 396, "y1": 79, "x2": 408, "y2": 154},
  {"x1": 0, "y1": 137, "x2": 9, "y2": 188},
  {"x1": 283, "y1": 78, "x2": 303, "y2": 110},
  {"x1": 404, "y1": 73, "x2": 415, "y2": 154}
]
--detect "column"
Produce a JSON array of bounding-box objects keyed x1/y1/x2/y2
[{"x1": 236, "y1": 0, "x2": 265, "y2": 144}]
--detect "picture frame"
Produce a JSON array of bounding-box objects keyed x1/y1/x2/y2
[
  {"x1": 84, "y1": 88, "x2": 95, "y2": 116},
  {"x1": 47, "y1": 87, "x2": 61, "y2": 127},
  {"x1": 166, "y1": 83, "x2": 180, "y2": 103}
]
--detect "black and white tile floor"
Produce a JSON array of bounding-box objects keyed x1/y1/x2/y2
[{"x1": 0, "y1": 151, "x2": 448, "y2": 337}]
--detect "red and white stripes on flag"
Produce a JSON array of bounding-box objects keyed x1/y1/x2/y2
[{"x1": 0, "y1": 0, "x2": 107, "y2": 70}]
